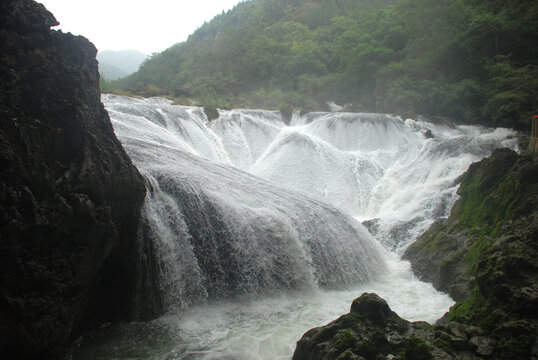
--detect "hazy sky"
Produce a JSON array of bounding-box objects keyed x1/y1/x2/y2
[{"x1": 37, "y1": 0, "x2": 245, "y2": 54}]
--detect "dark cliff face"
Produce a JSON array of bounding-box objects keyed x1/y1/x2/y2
[{"x1": 0, "y1": 0, "x2": 146, "y2": 358}]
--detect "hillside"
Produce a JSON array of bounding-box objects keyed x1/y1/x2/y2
[{"x1": 113, "y1": 0, "x2": 537, "y2": 128}]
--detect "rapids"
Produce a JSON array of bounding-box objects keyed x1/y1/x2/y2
[{"x1": 72, "y1": 95, "x2": 518, "y2": 359}]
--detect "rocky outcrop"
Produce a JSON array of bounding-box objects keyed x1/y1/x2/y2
[
  {"x1": 294, "y1": 148, "x2": 538, "y2": 359},
  {"x1": 530, "y1": 116, "x2": 538, "y2": 154},
  {"x1": 203, "y1": 105, "x2": 220, "y2": 121},
  {"x1": 0, "y1": 0, "x2": 146, "y2": 358},
  {"x1": 293, "y1": 293, "x2": 489, "y2": 360},
  {"x1": 403, "y1": 147, "x2": 537, "y2": 302},
  {"x1": 294, "y1": 238, "x2": 537, "y2": 359},
  {"x1": 403, "y1": 148, "x2": 521, "y2": 301}
]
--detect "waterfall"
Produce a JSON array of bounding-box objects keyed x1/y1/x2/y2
[
  {"x1": 74, "y1": 94, "x2": 518, "y2": 359},
  {"x1": 104, "y1": 94, "x2": 518, "y2": 312},
  {"x1": 209, "y1": 108, "x2": 517, "y2": 251},
  {"x1": 105, "y1": 95, "x2": 386, "y2": 315}
]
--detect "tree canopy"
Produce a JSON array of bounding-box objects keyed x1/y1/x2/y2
[{"x1": 111, "y1": 0, "x2": 538, "y2": 128}]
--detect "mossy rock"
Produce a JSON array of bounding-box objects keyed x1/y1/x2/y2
[
  {"x1": 279, "y1": 104, "x2": 293, "y2": 125},
  {"x1": 399, "y1": 336, "x2": 433, "y2": 360},
  {"x1": 203, "y1": 105, "x2": 219, "y2": 121}
]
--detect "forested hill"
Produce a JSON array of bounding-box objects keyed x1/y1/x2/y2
[{"x1": 112, "y1": 0, "x2": 537, "y2": 128}]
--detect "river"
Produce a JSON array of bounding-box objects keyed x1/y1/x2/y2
[{"x1": 72, "y1": 95, "x2": 517, "y2": 359}]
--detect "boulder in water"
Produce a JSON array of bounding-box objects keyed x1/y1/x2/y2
[
  {"x1": 204, "y1": 104, "x2": 219, "y2": 120},
  {"x1": 293, "y1": 293, "x2": 437, "y2": 360}
]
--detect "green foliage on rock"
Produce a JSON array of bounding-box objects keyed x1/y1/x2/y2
[
  {"x1": 113, "y1": 0, "x2": 537, "y2": 128},
  {"x1": 403, "y1": 148, "x2": 538, "y2": 359},
  {"x1": 452, "y1": 148, "x2": 520, "y2": 232},
  {"x1": 294, "y1": 293, "x2": 442, "y2": 359},
  {"x1": 203, "y1": 105, "x2": 220, "y2": 121},
  {"x1": 295, "y1": 149, "x2": 538, "y2": 360},
  {"x1": 399, "y1": 336, "x2": 432, "y2": 360},
  {"x1": 403, "y1": 147, "x2": 538, "y2": 301},
  {"x1": 334, "y1": 328, "x2": 356, "y2": 352},
  {"x1": 448, "y1": 288, "x2": 491, "y2": 324}
]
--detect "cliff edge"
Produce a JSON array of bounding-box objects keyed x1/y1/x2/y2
[{"x1": 0, "y1": 0, "x2": 146, "y2": 358}]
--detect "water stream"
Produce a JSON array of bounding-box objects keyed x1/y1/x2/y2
[{"x1": 72, "y1": 95, "x2": 517, "y2": 359}]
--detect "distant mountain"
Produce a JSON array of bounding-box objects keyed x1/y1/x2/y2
[
  {"x1": 97, "y1": 50, "x2": 147, "y2": 80},
  {"x1": 98, "y1": 62, "x2": 127, "y2": 81}
]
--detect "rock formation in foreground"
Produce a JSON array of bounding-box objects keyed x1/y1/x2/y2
[
  {"x1": 294, "y1": 148, "x2": 538, "y2": 359},
  {"x1": 0, "y1": 0, "x2": 146, "y2": 358}
]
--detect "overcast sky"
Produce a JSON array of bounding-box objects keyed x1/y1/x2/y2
[{"x1": 37, "y1": 0, "x2": 245, "y2": 54}]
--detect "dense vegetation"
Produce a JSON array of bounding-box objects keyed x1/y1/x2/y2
[{"x1": 111, "y1": 0, "x2": 537, "y2": 128}]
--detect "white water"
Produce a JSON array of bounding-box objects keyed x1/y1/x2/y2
[{"x1": 72, "y1": 95, "x2": 517, "y2": 359}]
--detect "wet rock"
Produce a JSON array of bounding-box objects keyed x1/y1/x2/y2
[
  {"x1": 294, "y1": 293, "x2": 442, "y2": 360},
  {"x1": 445, "y1": 322, "x2": 468, "y2": 349},
  {"x1": 468, "y1": 337, "x2": 496, "y2": 357},
  {"x1": 464, "y1": 326, "x2": 484, "y2": 337},
  {"x1": 350, "y1": 293, "x2": 392, "y2": 326},
  {"x1": 336, "y1": 351, "x2": 365, "y2": 359},
  {"x1": 423, "y1": 129, "x2": 434, "y2": 138},
  {"x1": 280, "y1": 104, "x2": 293, "y2": 124},
  {"x1": 447, "y1": 321, "x2": 467, "y2": 340},
  {"x1": 402, "y1": 148, "x2": 533, "y2": 302},
  {"x1": 296, "y1": 148, "x2": 538, "y2": 359},
  {"x1": 203, "y1": 104, "x2": 219, "y2": 121},
  {"x1": 0, "y1": 0, "x2": 146, "y2": 358},
  {"x1": 403, "y1": 225, "x2": 473, "y2": 301}
]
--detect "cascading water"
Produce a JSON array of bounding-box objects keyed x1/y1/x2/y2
[
  {"x1": 72, "y1": 94, "x2": 518, "y2": 359},
  {"x1": 108, "y1": 96, "x2": 384, "y2": 315}
]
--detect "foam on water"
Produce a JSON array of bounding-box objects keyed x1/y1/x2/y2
[
  {"x1": 209, "y1": 107, "x2": 518, "y2": 252},
  {"x1": 72, "y1": 248, "x2": 452, "y2": 360},
  {"x1": 72, "y1": 95, "x2": 518, "y2": 359},
  {"x1": 105, "y1": 95, "x2": 385, "y2": 314}
]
